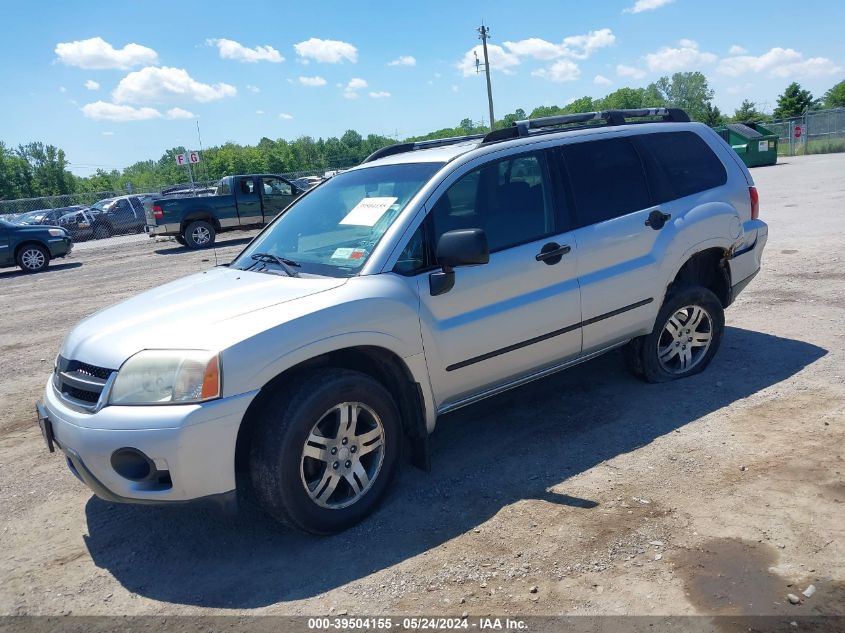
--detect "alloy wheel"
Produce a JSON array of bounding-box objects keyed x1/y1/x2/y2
[
  {"x1": 21, "y1": 248, "x2": 46, "y2": 270},
  {"x1": 657, "y1": 305, "x2": 713, "y2": 374},
  {"x1": 299, "y1": 402, "x2": 386, "y2": 509}
]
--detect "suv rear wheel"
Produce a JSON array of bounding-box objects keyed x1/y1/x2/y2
[
  {"x1": 625, "y1": 285, "x2": 724, "y2": 383},
  {"x1": 250, "y1": 368, "x2": 401, "y2": 534},
  {"x1": 184, "y1": 220, "x2": 216, "y2": 249},
  {"x1": 17, "y1": 244, "x2": 49, "y2": 273},
  {"x1": 92, "y1": 224, "x2": 111, "y2": 240}
]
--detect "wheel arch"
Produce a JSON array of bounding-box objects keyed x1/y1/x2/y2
[
  {"x1": 234, "y1": 345, "x2": 431, "y2": 477},
  {"x1": 180, "y1": 210, "x2": 220, "y2": 234},
  {"x1": 667, "y1": 244, "x2": 732, "y2": 307},
  {"x1": 14, "y1": 239, "x2": 50, "y2": 260}
]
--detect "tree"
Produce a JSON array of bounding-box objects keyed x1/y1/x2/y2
[
  {"x1": 773, "y1": 82, "x2": 818, "y2": 119},
  {"x1": 822, "y1": 79, "x2": 845, "y2": 109},
  {"x1": 701, "y1": 102, "x2": 726, "y2": 127},
  {"x1": 732, "y1": 99, "x2": 767, "y2": 123},
  {"x1": 653, "y1": 72, "x2": 714, "y2": 122}
]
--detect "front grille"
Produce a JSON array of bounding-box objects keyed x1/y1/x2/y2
[
  {"x1": 55, "y1": 356, "x2": 116, "y2": 406},
  {"x1": 74, "y1": 361, "x2": 112, "y2": 381},
  {"x1": 64, "y1": 385, "x2": 101, "y2": 403}
]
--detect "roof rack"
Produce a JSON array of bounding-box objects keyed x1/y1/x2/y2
[
  {"x1": 483, "y1": 107, "x2": 690, "y2": 143},
  {"x1": 363, "y1": 133, "x2": 486, "y2": 163},
  {"x1": 361, "y1": 108, "x2": 690, "y2": 164}
]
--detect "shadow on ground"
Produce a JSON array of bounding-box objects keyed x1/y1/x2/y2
[
  {"x1": 82, "y1": 326, "x2": 825, "y2": 608},
  {"x1": 0, "y1": 262, "x2": 82, "y2": 279}
]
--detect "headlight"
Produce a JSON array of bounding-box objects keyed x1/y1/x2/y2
[
  {"x1": 48, "y1": 228, "x2": 66, "y2": 237},
  {"x1": 109, "y1": 350, "x2": 221, "y2": 405}
]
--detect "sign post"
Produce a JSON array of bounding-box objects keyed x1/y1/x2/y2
[{"x1": 175, "y1": 151, "x2": 200, "y2": 191}]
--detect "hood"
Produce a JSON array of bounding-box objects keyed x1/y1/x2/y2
[{"x1": 61, "y1": 267, "x2": 347, "y2": 369}]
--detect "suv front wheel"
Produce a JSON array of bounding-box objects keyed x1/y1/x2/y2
[
  {"x1": 625, "y1": 285, "x2": 724, "y2": 383},
  {"x1": 250, "y1": 368, "x2": 401, "y2": 534}
]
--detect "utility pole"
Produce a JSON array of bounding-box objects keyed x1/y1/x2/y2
[{"x1": 476, "y1": 23, "x2": 495, "y2": 132}]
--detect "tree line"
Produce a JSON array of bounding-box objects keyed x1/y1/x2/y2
[{"x1": 2, "y1": 74, "x2": 844, "y2": 201}]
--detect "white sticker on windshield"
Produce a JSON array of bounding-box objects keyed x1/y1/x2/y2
[{"x1": 339, "y1": 196, "x2": 398, "y2": 226}]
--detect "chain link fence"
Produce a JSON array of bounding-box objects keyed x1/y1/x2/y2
[
  {"x1": 0, "y1": 168, "x2": 335, "y2": 254},
  {"x1": 763, "y1": 108, "x2": 845, "y2": 156}
]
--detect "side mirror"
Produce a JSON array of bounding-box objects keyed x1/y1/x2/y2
[{"x1": 429, "y1": 228, "x2": 489, "y2": 296}]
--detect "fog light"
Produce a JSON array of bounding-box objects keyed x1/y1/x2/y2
[{"x1": 110, "y1": 448, "x2": 155, "y2": 481}]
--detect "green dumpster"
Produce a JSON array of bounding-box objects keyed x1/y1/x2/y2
[{"x1": 714, "y1": 122, "x2": 778, "y2": 167}]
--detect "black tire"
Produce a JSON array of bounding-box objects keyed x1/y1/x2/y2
[
  {"x1": 625, "y1": 285, "x2": 724, "y2": 383},
  {"x1": 184, "y1": 220, "x2": 216, "y2": 249},
  {"x1": 16, "y1": 244, "x2": 50, "y2": 273},
  {"x1": 174, "y1": 235, "x2": 187, "y2": 246},
  {"x1": 250, "y1": 368, "x2": 402, "y2": 534},
  {"x1": 92, "y1": 224, "x2": 111, "y2": 240}
]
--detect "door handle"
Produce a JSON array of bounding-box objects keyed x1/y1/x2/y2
[
  {"x1": 645, "y1": 209, "x2": 671, "y2": 230},
  {"x1": 535, "y1": 242, "x2": 571, "y2": 265}
]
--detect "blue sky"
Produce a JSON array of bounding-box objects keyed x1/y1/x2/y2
[{"x1": 1, "y1": 0, "x2": 843, "y2": 176}]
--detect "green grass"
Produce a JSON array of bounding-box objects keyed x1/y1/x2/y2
[{"x1": 778, "y1": 138, "x2": 845, "y2": 156}]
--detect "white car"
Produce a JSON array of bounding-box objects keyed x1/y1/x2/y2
[{"x1": 38, "y1": 108, "x2": 768, "y2": 534}]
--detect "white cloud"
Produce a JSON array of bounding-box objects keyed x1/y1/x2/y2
[
  {"x1": 594, "y1": 74, "x2": 612, "y2": 86},
  {"x1": 457, "y1": 44, "x2": 520, "y2": 77},
  {"x1": 617, "y1": 64, "x2": 646, "y2": 79},
  {"x1": 504, "y1": 29, "x2": 615, "y2": 61},
  {"x1": 729, "y1": 45, "x2": 748, "y2": 55},
  {"x1": 388, "y1": 55, "x2": 416, "y2": 67},
  {"x1": 55, "y1": 36, "x2": 158, "y2": 70},
  {"x1": 623, "y1": 0, "x2": 674, "y2": 13},
  {"x1": 298, "y1": 75, "x2": 327, "y2": 87},
  {"x1": 718, "y1": 47, "x2": 842, "y2": 78},
  {"x1": 644, "y1": 39, "x2": 717, "y2": 72},
  {"x1": 113, "y1": 66, "x2": 236, "y2": 104},
  {"x1": 342, "y1": 77, "x2": 368, "y2": 99},
  {"x1": 166, "y1": 107, "x2": 195, "y2": 119},
  {"x1": 369, "y1": 91, "x2": 391, "y2": 98},
  {"x1": 531, "y1": 59, "x2": 581, "y2": 82},
  {"x1": 294, "y1": 38, "x2": 358, "y2": 63},
  {"x1": 246, "y1": 84, "x2": 260, "y2": 93},
  {"x1": 81, "y1": 101, "x2": 162, "y2": 122},
  {"x1": 451, "y1": 84, "x2": 459, "y2": 93},
  {"x1": 84, "y1": 80, "x2": 100, "y2": 91},
  {"x1": 101, "y1": 131, "x2": 114, "y2": 136},
  {"x1": 206, "y1": 38, "x2": 284, "y2": 63},
  {"x1": 279, "y1": 112, "x2": 294, "y2": 119},
  {"x1": 58, "y1": 86, "x2": 67, "y2": 93},
  {"x1": 256, "y1": 110, "x2": 265, "y2": 115}
]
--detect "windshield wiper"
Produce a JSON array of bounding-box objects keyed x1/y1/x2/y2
[{"x1": 249, "y1": 252, "x2": 300, "y2": 277}]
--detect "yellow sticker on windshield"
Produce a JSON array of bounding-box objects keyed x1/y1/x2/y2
[{"x1": 339, "y1": 197, "x2": 398, "y2": 226}]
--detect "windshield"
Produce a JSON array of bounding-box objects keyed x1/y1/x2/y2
[
  {"x1": 16, "y1": 211, "x2": 46, "y2": 225},
  {"x1": 231, "y1": 162, "x2": 442, "y2": 277},
  {"x1": 91, "y1": 199, "x2": 115, "y2": 212}
]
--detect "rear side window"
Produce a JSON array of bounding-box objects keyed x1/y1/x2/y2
[
  {"x1": 638, "y1": 131, "x2": 727, "y2": 201},
  {"x1": 560, "y1": 137, "x2": 651, "y2": 227}
]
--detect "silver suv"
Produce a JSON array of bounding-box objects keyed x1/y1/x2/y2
[{"x1": 37, "y1": 108, "x2": 768, "y2": 534}]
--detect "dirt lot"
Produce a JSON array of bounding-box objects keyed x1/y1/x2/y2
[{"x1": 1, "y1": 154, "x2": 843, "y2": 620}]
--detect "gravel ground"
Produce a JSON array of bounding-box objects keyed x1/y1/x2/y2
[{"x1": 0, "y1": 154, "x2": 843, "y2": 619}]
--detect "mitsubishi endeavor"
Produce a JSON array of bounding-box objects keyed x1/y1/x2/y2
[{"x1": 37, "y1": 108, "x2": 768, "y2": 534}]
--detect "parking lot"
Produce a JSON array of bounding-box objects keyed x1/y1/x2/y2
[{"x1": 1, "y1": 153, "x2": 843, "y2": 618}]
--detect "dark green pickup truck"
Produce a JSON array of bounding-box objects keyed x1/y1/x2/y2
[{"x1": 145, "y1": 174, "x2": 303, "y2": 248}]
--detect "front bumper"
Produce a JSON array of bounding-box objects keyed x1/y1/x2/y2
[
  {"x1": 39, "y1": 377, "x2": 257, "y2": 505},
  {"x1": 48, "y1": 236, "x2": 73, "y2": 258},
  {"x1": 729, "y1": 218, "x2": 768, "y2": 300}
]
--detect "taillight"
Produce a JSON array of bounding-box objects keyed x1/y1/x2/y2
[
  {"x1": 749, "y1": 186, "x2": 759, "y2": 220},
  {"x1": 152, "y1": 204, "x2": 163, "y2": 220}
]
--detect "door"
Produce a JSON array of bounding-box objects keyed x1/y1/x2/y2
[
  {"x1": 555, "y1": 135, "x2": 675, "y2": 353},
  {"x1": 405, "y1": 150, "x2": 582, "y2": 408},
  {"x1": 234, "y1": 177, "x2": 262, "y2": 226},
  {"x1": 260, "y1": 176, "x2": 296, "y2": 222},
  {"x1": 0, "y1": 223, "x2": 10, "y2": 265},
  {"x1": 109, "y1": 199, "x2": 137, "y2": 233}
]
